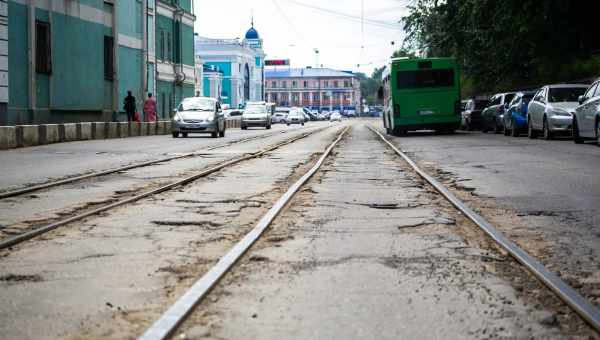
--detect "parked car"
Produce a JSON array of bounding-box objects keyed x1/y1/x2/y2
[
  {"x1": 272, "y1": 112, "x2": 287, "y2": 124},
  {"x1": 241, "y1": 102, "x2": 272, "y2": 130},
  {"x1": 481, "y1": 93, "x2": 516, "y2": 133},
  {"x1": 527, "y1": 84, "x2": 588, "y2": 139},
  {"x1": 286, "y1": 107, "x2": 306, "y2": 125},
  {"x1": 461, "y1": 98, "x2": 488, "y2": 130},
  {"x1": 302, "y1": 107, "x2": 318, "y2": 121},
  {"x1": 171, "y1": 97, "x2": 225, "y2": 138},
  {"x1": 503, "y1": 91, "x2": 536, "y2": 137},
  {"x1": 330, "y1": 112, "x2": 342, "y2": 122},
  {"x1": 573, "y1": 79, "x2": 600, "y2": 145}
]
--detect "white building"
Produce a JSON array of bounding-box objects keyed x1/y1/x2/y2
[{"x1": 195, "y1": 22, "x2": 265, "y2": 108}]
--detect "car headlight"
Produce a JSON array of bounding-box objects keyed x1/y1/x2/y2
[
  {"x1": 205, "y1": 116, "x2": 214, "y2": 122},
  {"x1": 174, "y1": 113, "x2": 183, "y2": 122},
  {"x1": 548, "y1": 109, "x2": 571, "y2": 117}
]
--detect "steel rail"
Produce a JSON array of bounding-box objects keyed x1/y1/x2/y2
[
  {"x1": 368, "y1": 126, "x2": 600, "y2": 333},
  {"x1": 138, "y1": 126, "x2": 350, "y2": 340},
  {"x1": 0, "y1": 129, "x2": 296, "y2": 200},
  {"x1": 0, "y1": 126, "x2": 331, "y2": 250}
]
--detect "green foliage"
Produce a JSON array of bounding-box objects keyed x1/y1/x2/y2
[{"x1": 402, "y1": 0, "x2": 600, "y2": 95}]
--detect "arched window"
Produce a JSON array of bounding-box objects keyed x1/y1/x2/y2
[{"x1": 244, "y1": 63, "x2": 250, "y2": 101}]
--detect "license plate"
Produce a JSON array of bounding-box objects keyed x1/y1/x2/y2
[{"x1": 418, "y1": 110, "x2": 435, "y2": 115}]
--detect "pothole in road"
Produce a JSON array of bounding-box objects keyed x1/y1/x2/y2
[
  {"x1": 151, "y1": 220, "x2": 225, "y2": 229},
  {"x1": 0, "y1": 274, "x2": 44, "y2": 283}
]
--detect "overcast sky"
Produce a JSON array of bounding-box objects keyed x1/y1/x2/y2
[{"x1": 193, "y1": 0, "x2": 410, "y2": 76}]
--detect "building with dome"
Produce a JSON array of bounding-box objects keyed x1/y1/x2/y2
[{"x1": 195, "y1": 21, "x2": 265, "y2": 108}]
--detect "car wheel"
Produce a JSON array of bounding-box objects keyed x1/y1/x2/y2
[
  {"x1": 572, "y1": 117, "x2": 583, "y2": 144},
  {"x1": 504, "y1": 123, "x2": 510, "y2": 136},
  {"x1": 287, "y1": 123, "x2": 290, "y2": 126},
  {"x1": 182, "y1": 132, "x2": 188, "y2": 138},
  {"x1": 211, "y1": 130, "x2": 218, "y2": 138},
  {"x1": 543, "y1": 117, "x2": 553, "y2": 140},
  {"x1": 219, "y1": 127, "x2": 225, "y2": 138},
  {"x1": 494, "y1": 124, "x2": 502, "y2": 134},
  {"x1": 172, "y1": 132, "x2": 179, "y2": 138},
  {"x1": 511, "y1": 119, "x2": 519, "y2": 137},
  {"x1": 596, "y1": 120, "x2": 600, "y2": 147},
  {"x1": 241, "y1": 125, "x2": 247, "y2": 130},
  {"x1": 266, "y1": 124, "x2": 271, "y2": 130},
  {"x1": 301, "y1": 122, "x2": 304, "y2": 126}
]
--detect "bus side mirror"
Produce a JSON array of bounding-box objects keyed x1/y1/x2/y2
[{"x1": 377, "y1": 87, "x2": 384, "y2": 101}]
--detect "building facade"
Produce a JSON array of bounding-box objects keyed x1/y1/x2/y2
[
  {"x1": 154, "y1": 0, "x2": 195, "y2": 119},
  {"x1": 265, "y1": 68, "x2": 361, "y2": 112},
  {"x1": 195, "y1": 23, "x2": 265, "y2": 108},
  {"x1": 0, "y1": 0, "x2": 7, "y2": 117},
  {"x1": 2, "y1": 0, "x2": 195, "y2": 125}
]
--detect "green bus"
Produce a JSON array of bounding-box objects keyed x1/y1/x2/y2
[{"x1": 382, "y1": 57, "x2": 461, "y2": 135}]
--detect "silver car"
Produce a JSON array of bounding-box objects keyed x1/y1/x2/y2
[
  {"x1": 573, "y1": 79, "x2": 600, "y2": 145},
  {"x1": 527, "y1": 84, "x2": 588, "y2": 139},
  {"x1": 172, "y1": 97, "x2": 225, "y2": 138},
  {"x1": 241, "y1": 103, "x2": 272, "y2": 130},
  {"x1": 286, "y1": 107, "x2": 305, "y2": 126}
]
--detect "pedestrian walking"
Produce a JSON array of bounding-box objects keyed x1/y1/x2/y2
[
  {"x1": 123, "y1": 91, "x2": 136, "y2": 122},
  {"x1": 143, "y1": 93, "x2": 157, "y2": 122}
]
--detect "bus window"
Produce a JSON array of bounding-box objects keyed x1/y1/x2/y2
[{"x1": 397, "y1": 69, "x2": 454, "y2": 89}]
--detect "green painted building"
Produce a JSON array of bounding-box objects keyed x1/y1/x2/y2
[{"x1": 3, "y1": 0, "x2": 195, "y2": 125}]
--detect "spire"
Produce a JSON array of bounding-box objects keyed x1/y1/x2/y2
[{"x1": 251, "y1": 9, "x2": 254, "y2": 28}]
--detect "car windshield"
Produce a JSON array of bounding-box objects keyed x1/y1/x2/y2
[
  {"x1": 289, "y1": 109, "x2": 303, "y2": 116},
  {"x1": 548, "y1": 87, "x2": 587, "y2": 102},
  {"x1": 179, "y1": 98, "x2": 215, "y2": 111},
  {"x1": 245, "y1": 106, "x2": 267, "y2": 114}
]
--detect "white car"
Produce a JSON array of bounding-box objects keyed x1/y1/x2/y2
[
  {"x1": 286, "y1": 108, "x2": 305, "y2": 126},
  {"x1": 272, "y1": 112, "x2": 287, "y2": 124},
  {"x1": 330, "y1": 112, "x2": 342, "y2": 122},
  {"x1": 527, "y1": 84, "x2": 588, "y2": 139}
]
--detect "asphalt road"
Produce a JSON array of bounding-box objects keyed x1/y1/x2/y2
[
  {"x1": 0, "y1": 120, "x2": 598, "y2": 339},
  {"x1": 0, "y1": 123, "x2": 307, "y2": 192},
  {"x1": 380, "y1": 126, "x2": 600, "y2": 312}
]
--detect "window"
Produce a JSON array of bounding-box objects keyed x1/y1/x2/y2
[
  {"x1": 159, "y1": 30, "x2": 165, "y2": 60},
  {"x1": 333, "y1": 81, "x2": 339, "y2": 88},
  {"x1": 324, "y1": 80, "x2": 329, "y2": 88},
  {"x1": 271, "y1": 81, "x2": 277, "y2": 88},
  {"x1": 583, "y1": 83, "x2": 598, "y2": 100},
  {"x1": 292, "y1": 81, "x2": 297, "y2": 88},
  {"x1": 397, "y1": 69, "x2": 454, "y2": 89},
  {"x1": 282, "y1": 81, "x2": 287, "y2": 88},
  {"x1": 167, "y1": 34, "x2": 172, "y2": 61},
  {"x1": 303, "y1": 92, "x2": 310, "y2": 101},
  {"x1": 35, "y1": 21, "x2": 52, "y2": 74},
  {"x1": 303, "y1": 81, "x2": 308, "y2": 88},
  {"x1": 313, "y1": 92, "x2": 320, "y2": 101},
  {"x1": 104, "y1": 36, "x2": 114, "y2": 80},
  {"x1": 344, "y1": 80, "x2": 350, "y2": 88}
]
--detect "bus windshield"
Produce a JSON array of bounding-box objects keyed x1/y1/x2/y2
[{"x1": 397, "y1": 69, "x2": 454, "y2": 89}]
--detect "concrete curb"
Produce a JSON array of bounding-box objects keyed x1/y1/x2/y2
[
  {"x1": 0, "y1": 126, "x2": 17, "y2": 149},
  {"x1": 0, "y1": 119, "x2": 238, "y2": 150}
]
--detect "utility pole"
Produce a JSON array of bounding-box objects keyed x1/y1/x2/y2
[{"x1": 314, "y1": 48, "x2": 319, "y2": 68}]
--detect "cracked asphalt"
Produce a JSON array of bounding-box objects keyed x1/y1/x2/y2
[
  {"x1": 173, "y1": 124, "x2": 596, "y2": 339},
  {"x1": 0, "y1": 120, "x2": 598, "y2": 339}
]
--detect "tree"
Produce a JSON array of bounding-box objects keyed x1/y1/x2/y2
[{"x1": 402, "y1": 0, "x2": 600, "y2": 95}]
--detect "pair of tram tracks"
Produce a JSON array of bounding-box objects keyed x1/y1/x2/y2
[
  {"x1": 138, "y1": 124, "x2": 599, "y2": 340},
  {"x1": 0, "y1": 129, "x2": 298, "y2": 200},
  {"x1": 0, "y1": 126, "x2": 331, "y2": 250}
]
